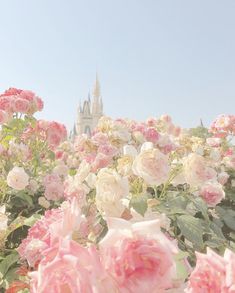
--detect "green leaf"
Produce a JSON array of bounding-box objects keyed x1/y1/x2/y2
[
  {"x1": 177, "y1": 215, "x2": 204, "y2": 249},
  {"x1": 193, "y1": 197, "x2": 209, "y2": 221},
  {"x1": 24, "y1": 214, "x2": 41, "y2": 227},
  {"x1": 210, "y1": 221, "x2": 226, "y2": 240},
  {"x1": 16, "y1": 192, "x2": 33, "y2": 207},
  {"x1": 0, "y1": 251, "x2": 19, "y2": 279},
  {"x1": 168, "y1": 195, "x2": 188, "y2": 210},
  {"x1": 130, "y1": 194, "x2": 148, "y2": 217},
  {"x1": 223, "y1": 214, "x2": 235, "y2": 230},
  {"x1": 69, "y1": 169, "x2": 77, "y2": 176}
]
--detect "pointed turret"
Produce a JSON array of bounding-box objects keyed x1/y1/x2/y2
[{"x1": 93, "y1": 73, "x2": 101, "y2": 98}]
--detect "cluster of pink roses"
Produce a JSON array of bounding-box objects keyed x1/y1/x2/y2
[
  {"x1": 0, "y1": 88, "x2": 43, "y2": 123},
  {"x1": 22, "y1": 120, "x2": 67, "y2": 149},
  {"x1": 19, "y1": 206, "x2": 182, "y2": 292},
  {"x1": 209, "y1": 114, "x2": 235, "y2": 137}
]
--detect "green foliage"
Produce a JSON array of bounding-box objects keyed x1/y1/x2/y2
[{"x1": 130, "y1": 194, "x2": 148, "y2": 216}]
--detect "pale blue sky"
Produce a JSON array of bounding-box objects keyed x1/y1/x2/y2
[{"x1": 0, "y1": 0, "x2": 235, "y2": 130}]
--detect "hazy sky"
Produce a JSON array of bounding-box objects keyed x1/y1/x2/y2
[{"x1": 0, "y1": 0, "x2": 235, "y2": 131}]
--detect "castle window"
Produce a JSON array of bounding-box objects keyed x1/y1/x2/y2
[{"x1": 84, "y1": 125, "x2": 91, "y2": 136}]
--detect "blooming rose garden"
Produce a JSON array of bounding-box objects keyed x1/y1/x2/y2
[{"x1": 0, "y1": 88, "x2": 235, "y2": 292}]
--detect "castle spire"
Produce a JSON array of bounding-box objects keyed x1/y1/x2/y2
[{"x1": 93, "y1": 73, "x2": 101, "y2": 98}]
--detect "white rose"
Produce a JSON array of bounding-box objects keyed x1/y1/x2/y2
[
  {"x1": 132, "y1": 148, "x2": 170, "y2": 186},
  {"x1": 123, "y1": 145, "x2": 137, "y2": 157},
  {"x1": 95, "y1": 168, "x2": 129, "y2": 217},
  {"x1": 140, "y1": 141, "x2": 154, "y2": 152},
  {"x1": 0, "y1": 205, "x2": 8, "y2": 232},
  {"x1": 85, "y1": 173, "x2": 97, "y2": 188},
  {"x1": 75, "y1": 160, "x2": 91, "y2": 182},
  {"x1": 7, "y1": 166, "x2": 29, "y2": 190}
]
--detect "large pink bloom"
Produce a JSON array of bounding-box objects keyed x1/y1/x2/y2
[
  {"x1": 18, "y1": 199, "x2": 84, "y2": 267},
  {"x1": 99, "y1": 218, "x2": 178, "y2": 293},
  {"x1": 29, "y1": 240, "x2": 118, "y2": 293},
  {"x1": 186, "y1": 248, "x2": 227, "y2": 293}
]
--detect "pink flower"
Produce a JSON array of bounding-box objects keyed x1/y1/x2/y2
[
  {"x1": 0, "y1": 88, "x2": 44, "y2": 114},
  {"x1": 18, "y1": 200, "x2": 85, "y2": 267},
  {"x1": 44, "y1": 181, "x2": 64, "y2": 201},
  {"x1": 199, "y1": 181, "x2": 225, "y2": 207},
  {"x1": 98, "y1": 144, "x2": 118, "y2": 157},
  {"x1": 92, "y1": 153, "x2": 112, "y2": 171},
  {"x1": 0, "y1": 110, "x2": 10, "y2": 124},
  {"x1": 206, "y1": 137, "x2": 222, "y2": 147},
  {"x1": 12, "y1": 98, "x2": 30, "y2": 113},
  {"x1": 46, "y1": 121, "x2": 67, "y2": 148},
  {"x1": 43, "y1": 173, "x2": 61, "y2": 185},
  {"x1": 18, "y1": 209, "x2": 62, "y2": 267},
  {"x1": 0, "y1": 96, "x2": 13, "y2": 112},
  {"x1": 183, "y1": 154, "x2": 217, "y2": 187},
  {"x1": 144, "y1": 127, "x2": 160, "y2": 143},
  {"x1": 100, "y1": 218, "x2": 178, "y2": 292},
  {"x1": 29, "y1": 241, "x2": 118, "y2": 293},
  {"x1": 186, "y1": 248, "x2": 227, "y2": 293},
  {"x1": 224, "y1": 249, "x2": 235, "y2": 292}
]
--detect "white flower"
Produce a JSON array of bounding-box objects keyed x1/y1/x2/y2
[
  {"x1": 85, "y1": 173, "x2": 96, "y2": 188},
  {"x1": 123, "y1": 145, "x2": 137, "y2": 157},
  {"x1": 75, "y1": 160, "x2": 91, "y2": 182},
  {"x1": 38, "y1": 196, "x2": 50, "y2": 209},
  {"x1": 140, "y1": 141, "x2": 154, "y2": 152},
  {"x1": 0, "y1": 205, "x2": 8, "y2": 232},
  {"x1": 95, "y1": 168, "x2": 129, "y2": 217},
  {"x1": 132, "y1": 148, "x2": 170, "y2": 186},
  {"x1": 7, "y1": 166, "x2": 29, "y2": 190}
]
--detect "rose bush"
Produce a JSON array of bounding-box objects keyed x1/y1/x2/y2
[{"x1": 0, "y1": 88, "x2": 234, "y2": 292}]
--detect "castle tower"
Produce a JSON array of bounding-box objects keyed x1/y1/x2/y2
[{"x1": 75, "y1": 74, "x2": 103, "y2": 136}]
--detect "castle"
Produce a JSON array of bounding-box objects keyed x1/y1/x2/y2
[{"x1": 71, "y1": 75, "x2": 104, "y2": 137}]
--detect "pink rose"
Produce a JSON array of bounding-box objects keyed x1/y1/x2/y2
[
  {"x1": 29, "y1": 241, "x2": 118, "y2": 293},
  {"x1": 186, "y1": 248, "x2": 233, "y2": 293},
  {"x1": 0, "y1": 96, "x2": 13, "y2": 112},
  {"x1": 12, "y1": 98, "x2": 30, "y2": 113},
  {"x1": 98, "y1": 144, "x2": 118, "y2": 157},
  {"x1": 144, "y1": 127, "x2": 160, "y2": 143},
  {"x1": 199, "y1": 181, "x2": 225, "y2": 207},
  {"x1": 18, "y1": 200, "x2": 85, "y2": 267},
  {"x1": 44, "y1": 181, "x2": 64, "y2": 201},
  {"x1": 224, "y1": 249, "x2": 235, "y2": 292},
  {"x1": 18, "y1": 208, "x2": 62, "y2": 267},
  {"x1": 183, "y1": 154, "x2": 217, "y2": 187},
  {"x1": 46, "y1": 121, "x2": 67, "y2": 148},
  {"x1": 100, "y1": 218, "x2": 178, "y2": 292},
  {"x1": 0, "y1": 110, "x2": 10, "y2": 124}
]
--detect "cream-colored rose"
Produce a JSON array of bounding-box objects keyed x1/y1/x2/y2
[
  {"x1": 85, "y1": 173, "x2": 96, "y2": 188},
  {"x1": 183, "y1": 153, "x2": 216, "y2": 187},
  {"x1": 123, "y1": 145, "x2": 137, "y2": 157},
  {"x1": 53, "y1": 161, "x2": 68, "y2": 176},
  {"x1": 75, "y1": 160, "x2": 91, "y2": 182},
  {"x1": 7, "y1": 166, "x2": 29, "y2": 190},
  {"x1": 38, "y1": 196, "x2": 50, "y2": 209},
  {"x1": 117, "y1": 156, "x2": 133, "y2": 176},
  {"x1": 132, "y1": 148, "x2": 170, "y2": 186},
  {"x1": 0, "y1": 205, "x2": 8, "y2": 232},
  {"x1": 95, "y1": 168, "x2": 129, "y2": 217}
]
